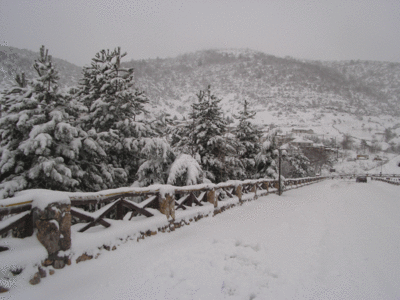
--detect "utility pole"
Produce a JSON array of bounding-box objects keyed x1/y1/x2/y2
[
  {"x1": 278, "y1": 149, "x2": 282, "y2": 196},
  {"x1": 334, "y1": 137, "x2": 338, "y2": 159}
]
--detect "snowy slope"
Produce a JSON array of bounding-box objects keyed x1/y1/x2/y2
[
  {"x1": 368, "y1": 155, "x2": 400, "y2": 174},
  {"x1": 4, "y1": 179, "x2": 400, "y2": 299},
  {"x1": 0, "y1": 46, "x2": 81, "y2": 89},
  {"x1": 2, "y1": 46, "x2": 400, "y2": 150}
]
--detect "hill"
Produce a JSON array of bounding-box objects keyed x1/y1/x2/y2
[
  {"x1": 0, "y1": 46, "x2": 82, "y2": 90},
  {"x1": 320, "y1": 60, "x2": 400, "y2": 114},
  {"x1": 1, "y1": 46, "x2": 399, "y2": 151},
  {"x1": 123, "y1": 49, "x2": 400, "y2": 117},
  {"x1": 1, "y1": 46, "x2": 399, "y2": 117}
]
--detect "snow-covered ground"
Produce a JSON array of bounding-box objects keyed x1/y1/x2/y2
[
  {"x1": 3, "y1": 179, "x2": 400, "y2": 299},
  {"x1": 368, "y1": 155, "x2": 400, "y2": 174},
  {"x1": 329, "y1": 154, "x2": 400, "y2": 175}
]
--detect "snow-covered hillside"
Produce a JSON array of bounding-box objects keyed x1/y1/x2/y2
[
  {"x1": 0, "y1": 46, "x2": 81, "y2": 89},
  {"x1": 2, "y1": 46, "x2": 400, "y2": 151},
  {"x1": 122, "y1": 49, "x2": 400, "y2": 151},
  {"x1": 3, "y1": 179, "x2": 400, "y2": 299},
  {"x1": 368, "y1": 155, "x2": 400, "y2": 174}
]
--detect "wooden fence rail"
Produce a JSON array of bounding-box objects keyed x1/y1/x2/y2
[{"x1": 0, "y1": 176, "x2": 325, "y2": 260}]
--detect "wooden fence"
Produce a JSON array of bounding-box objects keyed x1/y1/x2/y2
[
  {"x1": 0, "y1": 177, "x2": 325, "y2": 259},
  {"x1": 371, "y1": 176, "x2": 400, "y2": 185}
]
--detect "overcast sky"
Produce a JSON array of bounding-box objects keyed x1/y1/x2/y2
[{"x1": 1, "y1": 0, "x2": 400, "y2": 66}]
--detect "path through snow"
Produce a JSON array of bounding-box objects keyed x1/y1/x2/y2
[{"x1": 6, "y1": 179, "x2": 400, "y2": 299}]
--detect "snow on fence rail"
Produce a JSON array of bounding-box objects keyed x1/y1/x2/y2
[{"x1": 0, "y1": 177, "x2": 325, "y2": 266}]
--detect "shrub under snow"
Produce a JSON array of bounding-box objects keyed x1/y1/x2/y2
[{"x1": 167, "y1": 154, "x2": 203, "y2": 186}]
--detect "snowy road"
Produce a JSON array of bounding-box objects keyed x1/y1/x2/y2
[{"x1": 9, "y1": 179, "x2": 400, "y2": 299}]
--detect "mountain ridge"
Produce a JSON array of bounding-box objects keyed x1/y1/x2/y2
[
  {"x1": 1, "y1": 46, "x2": 399, "y2": 117},
  {"x1": 122, "y1": 49, "x2": 400, "y2": 117}
]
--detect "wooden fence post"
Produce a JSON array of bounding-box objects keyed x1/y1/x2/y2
[
  {"x1": 234, "y1": 185, "x2": 242, "y2": 202},
  {"x1": 274, "y1": 181, "x2": 279, "y2": 190},
  {"x1": 158, "y1": 192, "x2": 175, "y2": 220},
  {"x1": 116, "y1": 200, "x2": 124, "y2": 220},
  {"x1": 262, "y1": 181, "x2": 269, "y2": 193},
  {"x1": 251, "y1": 184, "x2": 257, "y2": 199},
  {"x1": 25, "y1": 212, "x2": 34, "y2": 237},
  {"x1": 207, "y1": 189, "x2": 217, "y2": 207}
]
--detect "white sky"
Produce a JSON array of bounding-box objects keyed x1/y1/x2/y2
[{"x1": 1, "y1": 0, "x2": 400, "y2": 66}]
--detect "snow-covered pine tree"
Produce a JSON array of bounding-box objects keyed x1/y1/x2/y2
[
  {"x1": 233, "y1": 99, "x2": 263, "y2": 179},
  {"x1": 170, "y1": 107, "x2": 196, "y2": 156},
  {"x1": 77, "y1": 47, "x2": 154, "y2": 184},
  {"x1": 151, "y1": 111, "x2": 175, "y2": 138},
  {"x1": 254, "y1": 135, "x2": 279, "y2": 179},
  {"x1": 0, "y1": 72, "x2": 34, "y2": 195},
  {"x1": 75, "y1": 127, "x2": 127, "y2": 192},
  {"x1": 282, "y1": 151, "x2": 313, "y2": 178},
  {"x1": 173, "y1": 86, "x2": 239, "y2": 183},
  {"x1": 78, "y1": 47, "x2": 150, "y2": 132},
  {"x1": 0, "y1": 46, "x2": 82, "y2": 198},
  {"x1": 135, "y1": 137, "x2": 175, "y2": 186}
]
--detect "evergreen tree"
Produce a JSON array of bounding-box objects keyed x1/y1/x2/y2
[
  {"x1": 384, "y1": 128, "x2": 396, "y2": 143},
  {"x1": 76, "y1": 127, "x2": 127, "y2": 191},
  {"x1": 0, "y1": 46, "x2": 82, "y2": 198},
  {"x1": 0, "y1": 46, "x2": 177, "y2": 197},
  {"x1": 77, "y1": 47, "x2": 154, "y2": 184},
  {"x1": 135, "y1": 137, "x2": 175, "y2": 186},
  {"x1": 172, "y1": 86, "x2": 238, "y2": 182},
  {"x1": 0, "y1": 72, "x2": 34, "y2": 196},
  {"x1": 233, "y1": 99, "x2": 263, "y2": 179},
  {"x1": 79, "y1": 47, "x2": 150, "y2": 132},
  {"x1": 151, "y1": 111, "x2": 175, "y2": 138},
  {"x1": 282, "y1": 151, "x2": 313, "y2": 178},
  {"x1": 254, "y1": 136, "x2": 279, "y2": 179},
  {"x1": 341, "y1": 134, "x2": 353, "y2": 150}
]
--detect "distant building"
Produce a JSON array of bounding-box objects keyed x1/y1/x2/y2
[
  {"x1": 312, "y1": 143, "x2": 325, "y2": 149},
  {"x1": 291, "y1": 128, "x2": 314, "y2": 135},
  {"x1": 275, "y1": 134, "x2": 295, "y2": 146},
  {"x1": 375, "y1": 132, "x2": 385, "y2": 141},
  {"x1": 290, "y1": 137, "x2": 314, "y2": 147},
  {"x1": 357, "y1": 154, "x2": 369, "y2": 160}
]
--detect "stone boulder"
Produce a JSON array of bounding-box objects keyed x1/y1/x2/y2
[{"x1": 33, "y1": 203, "x2": 71, "y2": 257}]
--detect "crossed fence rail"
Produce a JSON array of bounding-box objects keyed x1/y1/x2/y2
[{"x1": 3, "y1": 173, "x2": 399, "y2": 253}]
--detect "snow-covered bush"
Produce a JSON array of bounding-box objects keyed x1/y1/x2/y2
[
  {"x1": 136, "y1": 137, "x2": 175, "y2": 186},
  {"x1": 254, "y1": 138, "x2": 279, "y2": 179},
  {"x1": 167, "y1": 154, "x2": 203, "y2": 186}
]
